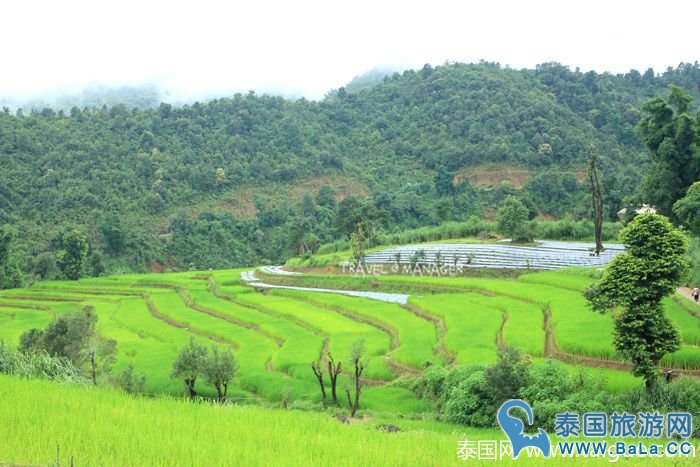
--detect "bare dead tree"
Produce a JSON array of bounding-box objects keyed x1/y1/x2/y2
[
  {"x1": 589, "y1": 154, "x2": 604, "y2": 255},
  {"x1": 345, "y1": 388, "x2": 354, "y2": 416},
  {"x1": 327, "y1": 353, "x2": 342, "y2": 406},
  {"x1": 89, "y1": 348, "x2": 97, "y2": 385},
  {"x1": 346, "y1": 340, "x2": 365, "y2": 417},
  {"x1": 311, "y1": 360, "x2": 327, "y2": 408}
]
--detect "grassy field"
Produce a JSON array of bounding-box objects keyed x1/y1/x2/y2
[
  {"x1": 2, "y1": 266, "x2": 699, "y2": 410},
  {"x1": 2, "y1": 375, "x2": 697, "y2": 466},
  {"x1": 376, "y1": 274, "x2": 700, "y2": 368},
  {"x1": 411, "y1": 293, "x2": 504, "y2": 365},
  {"x1": 2, "y1": 266, "x2": 700, "y2": 465},
  {"x1": 271, "y1": 288, "x2": 440, "y2": 369},
  {"x1": 0, "y1": 375, "x2": 461, "y2": 466}
]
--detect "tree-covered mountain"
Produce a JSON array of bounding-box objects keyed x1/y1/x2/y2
[{"x1": 1, "y1": 61, "x2": 700, "y2": 279}]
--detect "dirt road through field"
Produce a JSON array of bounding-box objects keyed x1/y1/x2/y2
[{"x1": 678, "y1": 287, "x2": 700, "y2": 306}]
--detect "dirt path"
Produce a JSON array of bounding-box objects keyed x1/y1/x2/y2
[
  {"x1": 286, "y1": 294, "x2": 424, "y2": 376},
  {"x1": 144, "y1": 297, "x2": 240, "y2": 350},
  {"x1": 285, "y1": 294, "x2": 400, "y2": 351},
  {"x1": 401, "y1": 303, "x2": 456, "y2": 365},
  {"x1": 677, "y1": 287, "x2": 700, "y2": 306}
]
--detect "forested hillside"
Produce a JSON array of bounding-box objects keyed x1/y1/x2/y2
[{"x1": 1, "y1": 61, "x2": 700, "y2": 279}]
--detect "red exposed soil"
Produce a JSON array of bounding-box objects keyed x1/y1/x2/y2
[{"x1": 455, "y1": 166, "x2": 532, "y2": 189}]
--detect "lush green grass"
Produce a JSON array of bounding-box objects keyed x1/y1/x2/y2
[
  {"x1": 2, "y1": 374, "x2": 691, "y2": 466},
  {"x1": 236, "y1": 291, "x2": 394, "y2": 381},
  {"x1": 456, "y1": 294, "x2": 545, "y2": 357},
  {"x1": 146, "y1": 287, "x2": 324, "y2": 401},
  {"x1": 0, "y1": 375, "x2": 460, "y2": 466},
  {"x1": 534, "y1": 359, "x2": 643, "y2": 392},
  {"x1": 661, "y1": 345, "x2": 700, "y2": 370},
  {"x1": 664, "y1": 297, "x2": 700, "y2": 346},
  {"x1": 380, "y1": 275, "x2": 619, "y2": 361},
  {"x1": 3, "y1": 266, "x2": 700, "y2": 466},
  {"x1": 2, "y1": 266, "x2": 699, "y2": 418},
  {"x1": 271, "y1": 288, "x2": 440, "y2": 369},
  {"x1": 190, "y1": 286, "x2": 324, "y2": 378},
  {"x1": 188, "y1": 287, "x2": 336, "y2": 401},
  {"x1": 0, "y1": 308, "x2": 52, "y2": 346},
  {"x1": 522, "y1": 273, "x2": 700, "y2": 366},
  {"x1": 93, "y1": 296, "x2": 197, "y2": 395},
  {"x1": 378, "y1": 273, "x2": 700, "y2": 368},
  {"x1": 580, "y1": 367, "x2": 643, "y2": 392},
  {"x1": 410, "y1": 294, "x2": 503, "y2": 365},
  {"x1": 519, "y1": 270, "x2": 597, "y2": 291},
  {"x1": 547, "y1": 292, "x2": 617, "y2": 361}
]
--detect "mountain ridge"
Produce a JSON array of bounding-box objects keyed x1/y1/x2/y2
[{"x1": 1, "y1": 60, "x2": 699, "y2": 275}]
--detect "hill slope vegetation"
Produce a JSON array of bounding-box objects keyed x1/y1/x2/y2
[{"x1": 2, "y1": 62, "x2": 700, "y2": 274}]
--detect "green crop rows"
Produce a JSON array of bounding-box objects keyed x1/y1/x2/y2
[{"x1": 1, "y1": 267, "x2": 699, "y2": 414}]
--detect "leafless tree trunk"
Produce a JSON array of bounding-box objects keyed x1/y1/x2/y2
[
  {"x1": 89, "y1": 349, "x2": 97, "y2": 385},
  {"x1": 345, "y1": 388, "x2": 354, "y2": 416},
  {"x1": 311, "y1": 360, "x2": 327, "y2": 408},
  {"x1": 589, "y1": 154, "x2": 604, "y2": 254},
  {"x1": 345, "y1": 357, "x2": 364, "y2": 417},
  {"x1": 327, "y1": 353, "x2": 341, "y2": 406}
]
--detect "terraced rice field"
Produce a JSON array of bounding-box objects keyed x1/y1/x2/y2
[
  {"x1": 376, "y1": 273, "x2": 700, "y2": 371},
  {"x1": 1, "y1": 266, "x2": 699, "y2": 412}
]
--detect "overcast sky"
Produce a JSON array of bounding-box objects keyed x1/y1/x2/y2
[{"x1": 2, "y1": 0, "x2": 699, "y2": 101}]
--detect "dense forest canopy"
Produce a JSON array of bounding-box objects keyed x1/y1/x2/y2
[{"x1": 2, "y1": 61, "x2": 700, "y2": 279}]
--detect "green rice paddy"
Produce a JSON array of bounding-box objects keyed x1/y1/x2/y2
[
  {"x1": 1, "y1": 266, "x2": 699, "y2": 465},
  {"x1": 2, "y1": 267, "x2": 699, "y2": 407}
]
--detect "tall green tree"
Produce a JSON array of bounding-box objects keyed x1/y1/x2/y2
[
  {"x1": 583, "y1": 214, "x2": 687, "y2": 391},
  {"x1": 18, "y1": 305, "x2": 114, "y2": 384},
  {"x1": 433, "y1": 168, "x2": 456, "y2": 197},
  {"x1": 636, "y1": 85, "x2": 700, "y2": 218},
  {"x1": 20, "y1": 306, "x2": 98, "y2": 365},
  {"x1": 0, "y1": 226, "x2": 21, "y2": 289},
  {"x1": 56, "y1": 230, "x2": 89, "y2": 280},
  {"x1": 315, "y1": 185, "x2": 337, "y2": 210},
  {"x1": 673, "y1": 181, "x2": 700, "y2": 236},
  {"x1": 0, "y1": 226, "x2": 12, "y2": 268},
  {"x1": 171, "y1": 337, "x2": 208, "y2": 398},
  {"x1": 350, "y1": 222, "x2": 366, "y2": 266},
  {"x1": 203, "y1": 345, "x2": 238, "y2": 403},
  {"x1": 335, "y1": 196, "x2": 362, "y2": 237},
  {"x1": 497, "y1": 196, "x2": 531, "y2": 242},
  {"x1": 524, "y1": 171, "x2": 580, "y2": 217},
  {"x1": 100, "y1": 214, "x2": 125, "y2": 255}
]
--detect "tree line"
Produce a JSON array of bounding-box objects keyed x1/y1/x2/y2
[
  {"x1": 1, "y1": 62, "x2": 700, "y2": 281},
  {"x1": 6, "y1": 307, "x2": 239, "y2": 402}
]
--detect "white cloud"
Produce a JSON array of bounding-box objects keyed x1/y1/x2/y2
[{"x1": 1, "y1": 0, "x2": 698, "y2": 100}]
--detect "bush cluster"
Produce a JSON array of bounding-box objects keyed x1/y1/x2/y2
[{"x1": 414, "y1": 348, "x2": 699, "y2": 436}]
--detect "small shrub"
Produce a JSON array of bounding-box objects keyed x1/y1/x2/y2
[
  {"x1": 412, "y1": 364, "x2": 448, "y2": 401},
  {"x1": 483, "y1": 347, "x2": 529, "y2": 406},
  {"x1": 0, "y1": 341, "x2": 85, "y2": 384},
  {"x1": 522, "y1": 361, "x2": 611, "y2": 429},
  {"x1": 112, "y1": 364, "x2": 147, "y2": 395},
  {"x1": 289, "y1": 400, "x2": 318, "y2": 412},
  {"x1": 615, "y1": 376, "x2": 700, "y2": 437},
  {"x1": 442, "y1": 368, "x2": 493, "y2": 426}
]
